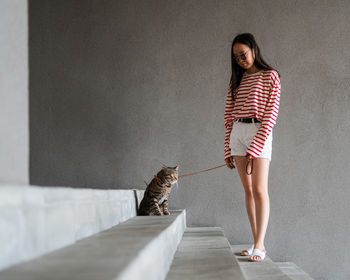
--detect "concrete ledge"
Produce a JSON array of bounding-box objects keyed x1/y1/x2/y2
[
  {"x1": 230, "y1": 243, "x2": 292, "y2": 280},
  {"x1": 275, "y1": 262, "x2": 314, "y2": 280},
  {"x1": 0, "y1": 183, "x2": 144, "y2": 270},
  {"x1": 166, "y1": 227, "x2": 246, "y2": 280},
  {"x1": 0, "y1": 209, "x2": 186, "y2": 280}
]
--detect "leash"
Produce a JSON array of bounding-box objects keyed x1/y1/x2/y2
[
  {"x1": 178, "y1": 163, "x2": 227, "y2": 178},
  {"x1": 144, "y1": 158, "x2": 253, "y2": 185},
  {"x1": 178, "y1": 156, "x2": 253, "y2": 177},
  {"x1": 246, "y1": 157, "x2": 253, "y2": 175},
  {"x1": 179, "y1": 156, "x2": 254, "y2": 178}
]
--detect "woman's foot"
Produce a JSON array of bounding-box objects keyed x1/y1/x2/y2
[
  {"x1": 241, "y1": 249, "x2": 249, "y2": 256},
  {"x1": 248, "y1": 245, "x2": 266, "y2": 261},
  {"x1": 240, "y1": 244, "x2": 254, "y2": 256}
]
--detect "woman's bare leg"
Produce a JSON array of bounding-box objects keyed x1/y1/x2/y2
[
  {"x1": 249, "y1": 157, "x2": 270, "y2": 261},
  {"x1": 233, "y1": 156, "x2": 257, "y2": 252}
]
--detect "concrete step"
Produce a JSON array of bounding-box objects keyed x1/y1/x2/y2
[
  {"x1": 0, "y1": 209, "x2": 186, "y2": 280},
  {"x1": 166, "y1": 227, "x2": 245, "y2": 280},
  {"x1": 230, "y1": 244, "x2": 293, "y2": 280},
  {"x1": 0, "y1": 183, "x2": 145, "y2": 270},
  {"x1": 275, "y1": 262, "x2": 314, "y2": 280}
]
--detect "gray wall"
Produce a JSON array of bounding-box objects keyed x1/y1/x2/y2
[
  {"x1": 0, "y1": 0, "x2": 29, "y2": 184},
  {"x1": 29, "y1": 1, "x2": 350, "y2": 279}
]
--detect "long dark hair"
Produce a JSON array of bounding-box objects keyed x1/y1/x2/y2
[{"x1": 230, "y1": 33, "x2": 280, "y2": 103}]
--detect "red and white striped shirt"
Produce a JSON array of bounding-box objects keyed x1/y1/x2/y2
[{"x1": 224, "y1": 69, "x2": 281, "y2": 160}]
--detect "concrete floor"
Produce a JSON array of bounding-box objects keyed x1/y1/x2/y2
[
  {"x1": 166, "y1": 227, "x2": 245, "y2": 280},
  {"x1": 231, "y1": 244, "x2": 314, "y2": 280}
]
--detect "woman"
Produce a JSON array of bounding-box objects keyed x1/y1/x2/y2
[{"x1": 224, "y1": 33, "x2": 281, "y2": 261}]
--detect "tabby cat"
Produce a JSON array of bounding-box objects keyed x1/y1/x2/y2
[{"x1": 138, "y1": 164, "x2": 179, "y2": 216}]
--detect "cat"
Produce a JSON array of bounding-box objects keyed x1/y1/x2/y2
[{"x1": 138, "y1": 164, "x2": 179, "y2": 216}]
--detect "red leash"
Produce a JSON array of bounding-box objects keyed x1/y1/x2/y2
[
  {"x1": 246, "y1": 157, "x2": 253, "y2": 175},
  {"x1": 178, "y1": 163, "x2": 227, "y2": 178},
  {"x1": 144, "y1": 163, "x2": 227, "y2": 186},
  {"x1": 179, "y1": 155, "x2": 253, "y2": 178},
  {"x1": 148, "y1": 157, "x2": 253, "y2": 184}
]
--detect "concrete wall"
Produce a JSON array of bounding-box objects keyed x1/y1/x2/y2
[
  {"x1": 0, "y1": 0, "x2": 29, "y2": 184},
  {"x1": 29, "y1": 1, "x2": 350, "y2": 279}
]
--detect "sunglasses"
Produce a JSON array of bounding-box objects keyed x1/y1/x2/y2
[{"x1": 233, "y1": 49, "x2": 250, "y2": 63}]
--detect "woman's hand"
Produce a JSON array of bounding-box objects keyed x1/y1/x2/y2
[
  {"x1": 247, "y1": 155, "x2": 253, "y2": 161},
  {"x1": 225, "y1": 156, "x2": 236, "y2": 169}
]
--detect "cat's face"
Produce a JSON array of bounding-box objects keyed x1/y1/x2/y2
[{"x1": 159, "y1": 164, "x2": 179, "y2": 184}]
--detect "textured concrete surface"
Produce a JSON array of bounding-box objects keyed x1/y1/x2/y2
[
  {"x1": 275, "y1": 262, "x2": 314, "y2": 280},
  {"x1": 28, "y1": 1, "x2": 350, "y2": 279},
  {"x1": 0, "y1": 184, "x2": 144, "y2": 270},
  {"x1": 0, "y1": 209, "x2": 186, "y2": 280},
  {"x1": 167, "y1": 227, "x2": 245, "y2": 280},
  {"x1": 0, "y1": 0, "x2": 28, "y2": 184},
  {"x1": 231, "y1": 244, "x2": 293, "y2": 280}
]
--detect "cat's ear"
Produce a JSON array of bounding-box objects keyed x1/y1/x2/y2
[
  {"x1": 174, "y1": 165, "x2": 179, "y2": 171},
  {"x1": 161, "y1": 163, "x2": 168, "y2": 169}
]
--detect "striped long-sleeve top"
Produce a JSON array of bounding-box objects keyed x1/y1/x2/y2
[{"x1": 224, "y1": 69, "x2": 281, "y2": 160}]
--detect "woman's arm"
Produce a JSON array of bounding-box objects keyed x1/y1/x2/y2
[
  {"x1": 246, "y1": 71, "x2": 281, "y2": 158},
  {"x1": 224, "y1": 82, "x2": 235, "y2": 160}
]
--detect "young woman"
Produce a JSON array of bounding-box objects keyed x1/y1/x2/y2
[{"x1": 224, "y1": 33, "x2": 281, "y2": 261}]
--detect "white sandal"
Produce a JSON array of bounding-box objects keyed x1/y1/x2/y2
[
  {"x1": 248, "y1": 248, "x2": 266, "y2": 261},
  {"x1": 240, "y1": 244, "x2": 254, "y2": 256}
]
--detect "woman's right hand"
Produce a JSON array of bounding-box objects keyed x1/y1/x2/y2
[{"x1": 225, "y1": 156, "x2": 235, "y2": 169}]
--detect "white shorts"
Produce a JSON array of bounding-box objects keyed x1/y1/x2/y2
[{"x1": 229, "y1": 119, "x2": 273, "y2": 161}]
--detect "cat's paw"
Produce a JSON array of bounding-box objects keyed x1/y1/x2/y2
[{"x1": 163, "y1": 210, "x2": 170, "y2": 215}]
